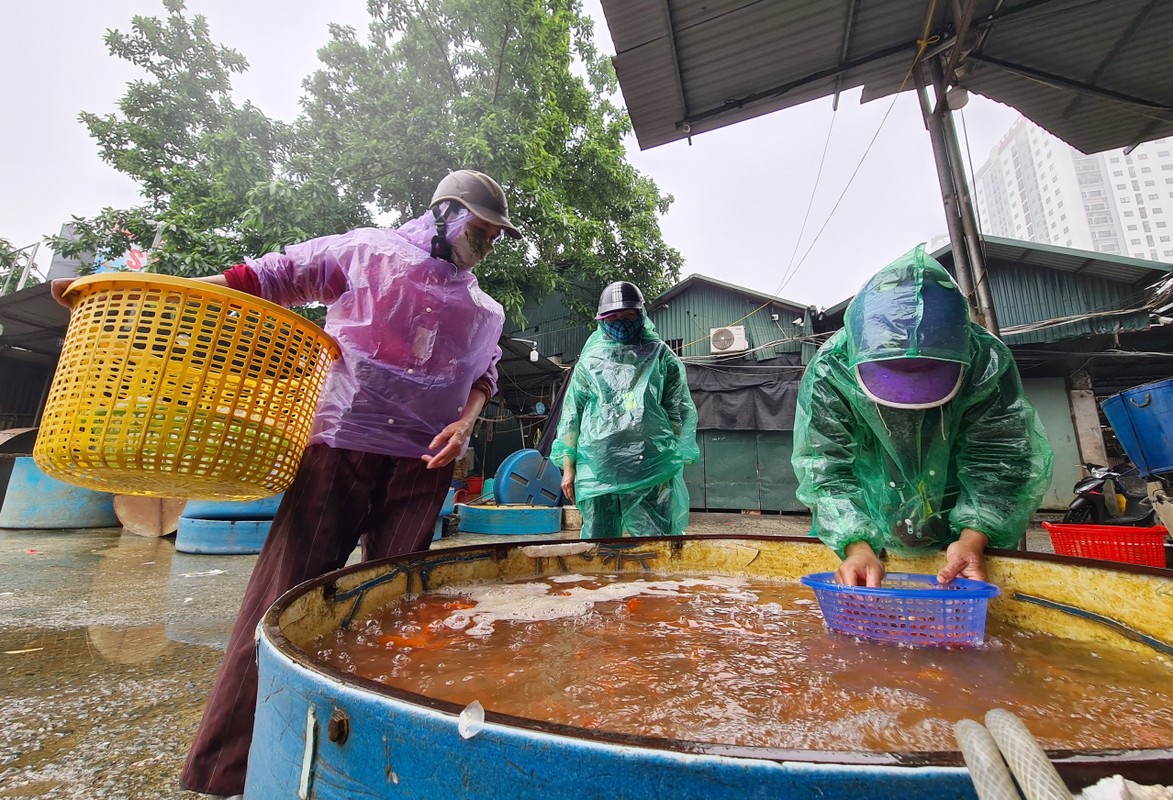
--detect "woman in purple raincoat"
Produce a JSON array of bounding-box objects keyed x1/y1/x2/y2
[
  {"x1": 172, "y1": 169, "x2": 521, "y2": 798},
  {"x1": 52, "y1": 170, "x2": 520, "y2": 798}
]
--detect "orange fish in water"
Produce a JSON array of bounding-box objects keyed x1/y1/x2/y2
[
  {"x1": 914, "y1": 667, "x2": 948, "y2": 683},
  {"x1": 379, "y1": 632, "x2": 429, "y2": 649}
]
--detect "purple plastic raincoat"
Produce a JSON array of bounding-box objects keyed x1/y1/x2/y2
[{"x1": 245, "y1": 211, "x2": 505, "y2": 459}]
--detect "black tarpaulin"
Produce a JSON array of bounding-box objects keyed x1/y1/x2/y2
[{"x1": 686, "y1": 356, "x2": 804, "y2": 431}]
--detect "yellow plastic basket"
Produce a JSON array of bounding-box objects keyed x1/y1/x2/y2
[{"x1": 34, "y1": 274, "x2": 340, "y2": 500}]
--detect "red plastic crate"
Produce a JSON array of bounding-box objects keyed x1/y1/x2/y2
[{"x1": 1042, "y1": 522, "x2": 1168, "y2": 567}]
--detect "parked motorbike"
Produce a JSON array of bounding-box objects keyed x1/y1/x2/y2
[{"x1": 1063, "y1": 462, "x2": 1156, "y2": 525}]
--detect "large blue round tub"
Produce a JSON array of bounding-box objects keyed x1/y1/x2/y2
[{"x1": 248, "y1": 536, "x2": 1173, "y2": 799}]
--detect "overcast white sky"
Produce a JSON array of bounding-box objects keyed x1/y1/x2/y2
[{"x1": 2, "y1": 0, "x2": 1024, "y2": 308}]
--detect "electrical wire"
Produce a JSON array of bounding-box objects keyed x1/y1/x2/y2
[
  {"x1": 772, "y1": 0, "x2": 942, "y2": 298},
  {"x1": 779, "y1": 105, "x2": 839, "y2": 291},
  {"x1": 677, "y1": 0, "x2": 944, "y2": 345}
]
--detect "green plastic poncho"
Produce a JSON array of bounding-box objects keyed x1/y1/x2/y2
[
  {"x1": 551, "y1": 315, "x2": 699, "y2": 538},
  {"x1": 792, "y1": 245, "x2": 1053, "y2": 558}
]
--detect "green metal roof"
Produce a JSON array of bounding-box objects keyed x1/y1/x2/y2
[
  {"x1": 815, "y1": 238, "x2": 1170, "y2": 346},
  {"x1": 648, "y1": 273, "x2": 809, "y2": 314},
  {"x1": 931, "y1": 236, "x2": 1173, "y2": 284},
  {"x1": 933, "y1": 237, "x2": 1170, "y2": 345}
]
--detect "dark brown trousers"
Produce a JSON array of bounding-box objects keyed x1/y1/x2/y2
[{"x1": 180, "y1": 445, "x2": 453, "y2": 796}]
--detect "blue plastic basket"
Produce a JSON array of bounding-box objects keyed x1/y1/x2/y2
[{"x1": 800, "y1": 572, "x2": 1000, "y2": 647}]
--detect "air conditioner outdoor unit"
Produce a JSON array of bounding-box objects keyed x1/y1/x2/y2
[{"x1": 709, "y1": 325, "x2": 749, "y2": 354}]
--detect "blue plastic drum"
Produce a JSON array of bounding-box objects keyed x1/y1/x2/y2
[
  {"x1": 182, "y1": 493, "x2": 285, "y2": 521},
  {"x1": 0, "y1": 457, "x2": 119, "y2": 529},
  {"x1": 1102, "y1": 377, "x2": 1173, "y2": 478},
  {"x1": 246, "y1": 537, "x2": 1173, "y2": 798}
]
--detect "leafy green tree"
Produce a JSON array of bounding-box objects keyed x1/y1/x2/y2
[
  {"x1": 51, "y1": 0, "x2": 681, "y2": 327},
  {"x1": 297, "y1": 0, "x2": 681, "y2": 323},
  {"x1": 49, "y1": 0, "x2": 368, "y2": 279}
]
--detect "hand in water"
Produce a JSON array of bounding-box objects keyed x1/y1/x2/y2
[
  {"x1": 838, "y1": 541, "x2": 884, "y2": 587},
  {"x1": 938, "y1": 529, "x2": 990, "y2": 583}
]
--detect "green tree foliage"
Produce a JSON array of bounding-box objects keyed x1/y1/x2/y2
[
  {"x1": 49, "y1": 0, "x2": 368, "y2": 278},
  {"x1": 300, "y1": 0, "x2": 681, "y2": 322},
  {"x1": 51, "y1": 0, "x2": 681, "y2": 326}
]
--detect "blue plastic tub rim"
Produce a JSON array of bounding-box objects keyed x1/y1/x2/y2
[{"x1": 800, "y1": 572, "x2": 1001, "y2": 599}]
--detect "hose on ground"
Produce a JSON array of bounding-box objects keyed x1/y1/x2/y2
[
  {"x1": 955, "y1": 718, "x2": 1022, "y2": 800},
  {"x1": 954, "y1": 709, "x2": 1073, "y2": 800}
]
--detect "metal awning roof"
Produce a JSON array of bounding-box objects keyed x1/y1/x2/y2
[
  {"x1": 0, "y1": 283, "x2": 69, "y2": 363},
  {"x1": 601, "y1": 0, "x2": 1173, "y2": 154},
  {"x1": 493, "y1": 337, "x2": 567, "y2": 413}
]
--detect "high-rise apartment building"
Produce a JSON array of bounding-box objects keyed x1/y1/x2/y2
[{"x1": 972, "y1": 118, "x2": 1173, "y2": 263}]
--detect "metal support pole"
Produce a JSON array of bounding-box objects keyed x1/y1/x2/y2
[
  {"x1": 932, "y1": 58, "x2": 1001, "y2": 336},
  {"x1": 915, "y1": 65, "x2": 977, "y2": 305}
]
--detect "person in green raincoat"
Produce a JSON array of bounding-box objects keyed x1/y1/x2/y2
[
  {"x1": 792, "y1": 245, "x2": 1052, "y2": 587},
  {"x1": 552, "y1": 281, "x2": 699, "y2": 538}
]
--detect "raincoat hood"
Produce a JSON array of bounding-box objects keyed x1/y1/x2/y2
[
  {"x1": 844, "y1": 246, "x2": 970, "y2": 367},
  {"x1": 845, "y1": 246, "x2": 970, "y2": 409}
]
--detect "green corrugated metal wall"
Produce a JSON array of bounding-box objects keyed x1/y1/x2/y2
[
  {"x1": 515, "y1": 280, "x2": 812, "y2": 363},
  {"x1": 648, "y1": 283, "x2": 808, "y2": 360},
  {"x1": 684, "y1": 430, "x2": 807, "y2": 512},
  {"x1": 508, "y1": 288, "x2": 594, "y2": 364},
  {"x1": 988, "y1": 263, "x2": 1154, "y2": 345}
]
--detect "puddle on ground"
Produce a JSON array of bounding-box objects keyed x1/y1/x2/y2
[{"x1": 0, "y1": 625, "x2": 223, "y2": 799}]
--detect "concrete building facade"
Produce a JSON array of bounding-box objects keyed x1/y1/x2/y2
[{"x1": 974, "y1": 118, "x2": 1173, "y2": 264}]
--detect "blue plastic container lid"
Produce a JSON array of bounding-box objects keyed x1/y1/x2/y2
[{"x1": 494, "y1": 449, "x2": 562, "y2": 506}]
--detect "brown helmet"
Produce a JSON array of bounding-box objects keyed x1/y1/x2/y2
[{"x1": 430, "y1": 170, "x2": 522, "y2": 239}]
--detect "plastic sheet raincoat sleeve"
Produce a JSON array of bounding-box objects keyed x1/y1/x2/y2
[
  {"x1": 550, "y1": 325, "x2": 698, "y2": 503},
  {"x1": 245, "y1": 231, "x2": 358, "y2": 308},
  {"x1": 792, "y1": 346, "x2": 888, "y2": 558},
  {"x1": 946, "y1": 331, "x2": 1053, "y2": 548}
]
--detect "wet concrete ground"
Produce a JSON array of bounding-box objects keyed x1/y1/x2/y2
[{"x1": 0, "y1": 513, "x2": 1056, "y2": 799}]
